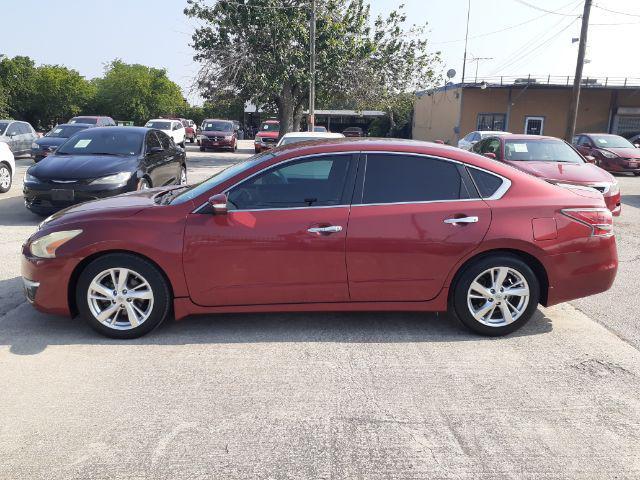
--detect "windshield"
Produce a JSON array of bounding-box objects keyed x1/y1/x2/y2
[
  {"x1": 145, "y1": 121, "x2": 171, "y2": 130},
  {"x1": 0, "y1": 122, "x2": 8, "y2": 135},
  {"x1": 260, "y1": 122, "x2": 279, "y2": 132},
  {"x1": 57, "y1": 130, "x2": 143, "y2": 156},
  {"x1": 504, "y1": 139, "x2": 583, "y2": 163},
  {"x1": 70, "y1": 117, "x2": 98, "y2": 125},
  {"x1": 590, "y1": 135, "x2": 635, "y2": 149},
  {"x1": 171, "y1": 152, "x2": 274, "y2": 205},
  {"x1": 203, "y1": 121, "x2": 233, "y2": 132},
  {"x1": 46, "y1": 125, "x2": 88, "y2": 138}
]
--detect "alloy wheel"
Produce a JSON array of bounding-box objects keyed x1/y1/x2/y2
[
  {"x1": 87, "y1": 268, "x2": 154, "y2": 330},
  {"x1": 466, "y1": 266, "x2": 530, "y2": 327},
  {"x1": 0, "y1": 167, "x2": 10, "y2": 190}
]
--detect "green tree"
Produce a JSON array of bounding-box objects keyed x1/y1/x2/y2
[
  {"x1": 93, "y1": 60, "x2": 187, "y2": 125},
  {"x1": 185, "y1": 0, "x2": 441, "y2": 136},
  {"x1": 0, "y1": 55, "x2": 38, "y2": 122}
]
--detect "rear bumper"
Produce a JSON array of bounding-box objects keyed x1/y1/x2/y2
[{"x1": 545, "y1": 235, "x2": 618, "y2": 306}]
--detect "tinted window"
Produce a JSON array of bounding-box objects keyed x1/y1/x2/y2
[
  {"x1": 468, "y1": 168, "x2": 504, "y2": 198},
  {"x1": 46, "y1": 125, "x2": 88, "y2": 138},
  {"x1": 156, "y1": 131, "x2": 172, "y2": 149},
  {"x1": 57, "y1": 129, "x2": 143, "y2": 155},
  {"x1": 145, "y1": 121, "x2": 172, "y2": 130},
  {"x1": 15, "y1": 123, "x2": 29, "y2": 134},
  {"x1": 146, "y1": 132, "x2": 162, "y2": 151},
  {"x1": 227, "y1": 155, "x2": 351, "y2": 210},
  {"x1": 362, "y1": 154, "x2": 468, "y2": 204},
  {"x1": 589, "y1": 135, "x2": 634, "y2": 149},
  {"x1": 70, "y1": 117, "x2": 98, "y2": 125},
  {"x1": 260, "y1": 122, "x2": 280, "y2": 132}
]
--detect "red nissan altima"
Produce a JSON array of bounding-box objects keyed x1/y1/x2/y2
[{"x1": 21, "y1": 139, "x2": 618, "y2": 339}]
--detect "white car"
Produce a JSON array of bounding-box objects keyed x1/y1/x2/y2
[
  {"x1": 144, "y1": 119, "x2": 186, "y2": 147},
  {"x1": 277, "y1": 131, "x2": 345, "y2": 147},
  {"x1": 0, "y1": 141, "x2": 16, "y2": 193},
  {"x1": 458, "y1": 130, "x2": 511, "y2": 151}
]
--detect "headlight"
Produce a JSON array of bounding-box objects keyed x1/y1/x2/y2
[
  {"x1": 30, "y1": 230, "x2": 82, "y2": 258},
  {"x1": 254, "y1": 136, "x2": 262, "y2": 143},
  {"x1": 31, "y1": 142, "x2": 40, "y2": 149},
  {"x1": 601, "y1": 150, "x2": 617, "y2": 159},
  {"x1": 24, "y1": 172, "x2": 40, "y2": 183},
  {"x1": 89, "y1": 172, "x2": 132, "y2": 185}
]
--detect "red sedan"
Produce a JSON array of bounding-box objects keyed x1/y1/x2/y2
[
  {"x1": 22, "y1": 139, "x2": 617, "y2": 339},
  {"x1": 472, "y1": 134, "x2": 621, "y2": 216},
  {"x1": 574, "y1": 133, "x2": 640, "y2": 175}
]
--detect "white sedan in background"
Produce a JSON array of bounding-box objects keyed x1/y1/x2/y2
[
  {"x1": 0, "y1": 142, "x2": 16, "y2": 193},
  {"x1": 144, "y1": 119, "x2": 186, "y2": 148},
  {"x1": 458, "y1": 130, "x2": 511, "y2": 150},
  {"x1": 277, "y1": 131, "x2": 345, "y2": 147}
]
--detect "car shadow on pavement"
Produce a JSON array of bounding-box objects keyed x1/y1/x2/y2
[
  {"x1": 621, "y1": 194, "x2": 640, "y2": 209},
  {"x1": 0, "y1": 276, "x2": 554, "y2": 355},
  {"x1": 0, "y1": 194, "x2": 42, "y2": 227}
]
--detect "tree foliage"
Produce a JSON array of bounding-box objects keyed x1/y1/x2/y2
[
  {"x1": 185, "y1": 0, "x2": 441, "y2": 136},
  {"x1": 93, "y1": 60, "x2": 187, "y2": 126}
]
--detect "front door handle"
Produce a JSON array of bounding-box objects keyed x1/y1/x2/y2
[
  {"x1": 307, "y1": 225, "x2": 343, "y2": 234},
  {"x1": 444, "y1": 216, "x2": 479, "y2": 225}
]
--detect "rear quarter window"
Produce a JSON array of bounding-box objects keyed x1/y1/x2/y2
[{"x1": 468, "y1": 167, "x2": 505, "y2": 198}]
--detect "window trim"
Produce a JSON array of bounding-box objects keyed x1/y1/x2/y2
[{"x1": 191, "y1": 151, "x2": 511, "y2": 213}]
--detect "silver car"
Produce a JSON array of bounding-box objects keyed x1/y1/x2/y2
[
  {"x1": 0, "y1": 120, "x2": 38, "y2": 157},
  {"x1": 458, "y1": 130, "x2": 511, "y2": 151}
]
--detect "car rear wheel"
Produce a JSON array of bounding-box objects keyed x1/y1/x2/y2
[
  {"x1": 451, "y1": 254, "x2": 540, "y2": 336},
  {"x1": 0, "y1": 164, "x2": 11, "y2": 193},
  {"x1": 76, "y1": 254, "x2": 172, "y2": 339}
]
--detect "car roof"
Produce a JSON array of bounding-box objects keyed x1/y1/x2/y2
[
  {"x1": 262, "y1": 119, "x2": 279, "y2": 123},
  {"x1": 282, "y1": 132, "x2": 345, "y2": 138},
  {"x1": 203, "y1": 119, "x2": 233, "y2": 123},
  {"x1": 147, "y1": 118, "x2": 180, "y2": 122},
  {"x1": 72, "y1": 115, "x2": 110, "y2": 119},
  {"x1": 579, "y1": 133, "x2": 623, "y2": 137},
  {"x1": 56, "y1": 123, "x2": 93, "y2": 127},
  {"x1": 496, "y1": 134, "x2": 562, "y2": 141}
]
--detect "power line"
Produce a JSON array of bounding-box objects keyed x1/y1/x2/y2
[
  {"x1": 593, "y1": 4, "x2": 640, "y2": 17},
  {"x1": 513, "y1": 0, "x2": 581, "y2": 16}
]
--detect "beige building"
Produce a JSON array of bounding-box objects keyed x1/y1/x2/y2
[{"x1": 413, "y1": 78, "x2": 640, "y2": 145}]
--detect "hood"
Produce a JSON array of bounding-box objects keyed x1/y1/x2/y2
[
  {"x1": 505, "y1": 160, "x2": 614, "y2": 184},
  {"x1": 40, "y1": 188, "x2": 164, "y2": 229},
  {"x1": 601, "y1": 147, "x2": 640, "y2": 159},
  {"x1": 256, "y1": 131, "x2": 279, "y2": 139},
  {"x1": 202, "y1": 130, "x2": 233, "y2": 137},
  {"x1": 29, "y1": 154, "x2": 138, "y2": 180},
  {"x1": 35, "y1": 137, "x2": 67, "y2": 148}
]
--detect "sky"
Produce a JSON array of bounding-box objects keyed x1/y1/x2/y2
[{"x1": 1, "y1": 0, "x2": 638, "y2": 105}]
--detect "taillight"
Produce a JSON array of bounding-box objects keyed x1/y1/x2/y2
[{"x1": 561, "y1": 208, "x2": 613, "y2": 236}]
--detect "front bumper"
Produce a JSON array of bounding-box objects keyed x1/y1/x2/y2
[
  {"x1": 23, "y1": 181, "x2": 133, "y2": 215},
  {"x1": 201, "y1": 137, "x2": 234, "y2": 148},
  {"x1": 21, "y1": 248, "x2": 78, "y2": 316},
  {"x1": 254, "y1": 139, "x2": 277, "y2": 150}
]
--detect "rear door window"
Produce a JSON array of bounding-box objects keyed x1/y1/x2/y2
[{"x1": 360, "y1": 154, "x2": 470, "y2": 204}]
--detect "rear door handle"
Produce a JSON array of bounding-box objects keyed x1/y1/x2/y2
[
  {"x1": 308, "y1": 225, "x2": 343, "y2": 234},
  {"x1": 444, "y1": 216, "x2": 479, "y2": 225}
]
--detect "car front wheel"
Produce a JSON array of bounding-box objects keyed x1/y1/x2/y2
[
  {"x1": 76, "y1": 253, "x2": 172, "y2": 339},
  {"x1": 0, "y1": 163, "x2": 11, "y2": 193},
  {"x1": 451, "y1": 254, "x2": 540, "y2": 336}
]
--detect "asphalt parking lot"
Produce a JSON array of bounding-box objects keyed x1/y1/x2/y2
[{"x1": 1, "y1": 140, "x2": 640, "y2": 478}]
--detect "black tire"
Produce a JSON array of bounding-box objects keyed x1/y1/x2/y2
[
  {"x1": 633, "y1": 172, "x2": 640, "y2": 176},
  {"x1": 254, "y1": 147, "x2": 260, "y2": 154},
  {"x1": 450, "y1": 254, "x2": 540, "y2": 336},
  {"x1": 0, "y1": 163, "x2": 11, "y2": 193},
  {"x1": 199, "y1": 146, "x2": 205, "y2": 152},
  {"x1": 76, "y1": 253, "x2": 172, "y2": 339},
  {"x1": 189, "y1": 137, "x2": 194, "y2": 143}
]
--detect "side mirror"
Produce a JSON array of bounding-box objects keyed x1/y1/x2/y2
[
  {"x1": 483, "y1": 152, "x2": 497, "y2": 159},
  {"x1": 147, "y1": 146, "x2": 164, "y2": 155},
  {"x1": 585, "y1": 155, "x2": 596, "y2": 163},
  {"x1": 208, "y1": 193, "x2": 228, "y2": 214}
]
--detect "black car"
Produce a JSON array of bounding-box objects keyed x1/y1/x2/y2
[
  {"x1": 24, "y1": 127, "x2": 187, "y2": 215},
  {"x1": 31, "y1": 123, "x2": 93, "y2": 162}
]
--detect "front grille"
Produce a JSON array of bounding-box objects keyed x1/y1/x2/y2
[{"x1": 262, "y1": 137, "x2": 277, "y2": 144}]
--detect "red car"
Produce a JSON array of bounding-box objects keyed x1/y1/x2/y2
[
  {"x1": 473, "y1": 134, "x2": 621, "y2": 216},
  {"x1": 574, "y1": 133, "x2": 640, "y2": 175},
  {"x1": 198, "y1": 119, "x2": 237, "y2": 152},
  {"x1": 343, "y1": 126, "x2": 364, "y2": 137},
  {"x1": 22, "y1": 139, "x2": 617, "y2": 339},
  {"x1": 254, "y1": 120, "x2": 280, "y2": 153}
]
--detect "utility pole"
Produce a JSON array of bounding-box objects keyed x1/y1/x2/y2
[
  {"x1": 564, "y1": 0, "x2": 592, "y2": 141},
  {"x1": 308, "y1": 0, "x2": 316, "y2": 132},
  {"x1": 470, "y1": 57, "x2": 493, "y2": 83},
  {"x1": 461, "y1": 0, "x2": 471, "y2": 84}
]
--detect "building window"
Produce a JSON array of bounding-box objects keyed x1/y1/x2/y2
[{"x1": 477, "y1": 113, "x2": 506, "y2": 131}]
